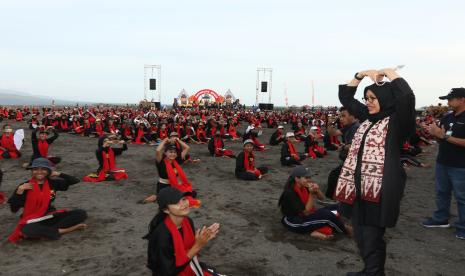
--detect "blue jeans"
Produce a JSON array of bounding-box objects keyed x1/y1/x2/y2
[{"x1": 433, "y1": 163, "x2": 465, "y2": 230}]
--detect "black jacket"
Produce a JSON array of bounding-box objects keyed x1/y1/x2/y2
[
  {"x1": 146, "y1": 217, "x2": 195, "y2": 275},
  {"x1": 338, "y1": 78, "x2": 415, "y2": 227}
]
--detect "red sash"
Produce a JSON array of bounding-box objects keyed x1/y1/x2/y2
[
  {"x1": 287, "y1": 142, "x2": 300, "y2": 161},
  {"x1": 16, "y1": 111, "x2": 23, "y2": 121},
  {"x1": 8, "y1": 178, "x2": 51, "y2": 243},
  {"x1": 159, "y1": 129, "x2": 168, "y2": 140},
  {"x1": 293, "y1": 184, "x2": 310, "y2": 207},
  {"x1": 38, "y1": 140, "x2": 49, "y2": 157},
  {"x1": 60, "y1": 120, "x2": 69, "y2": 130},
  {"x1": 228, "y1": 125, "x2": 239, "y2": 138},
  {"x1": 244, "y1": 151, "x2": 261, "y2": 177},
  {"x1": 134, "y1": 128, "x2": 145, "y2": 144},
  {"x1": 164, "y1": 217, "x2": 196, "y2": 276},
  {"x1": 95, "y1": 124, "x2": 104, "y2": 136},
  {"x1": 164, "y1": 159, "x2": 200, "y2": 207}
]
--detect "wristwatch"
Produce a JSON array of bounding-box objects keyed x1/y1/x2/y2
[
  {"x1": 442, "y1": 133, "x2": 451, "y2": 142},
  {"x1": 354, "y1": 72, "x2": 364, "y2": 81}
]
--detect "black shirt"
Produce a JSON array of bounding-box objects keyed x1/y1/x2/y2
[
  {"x1": 341, "y1": 122, "x2": 360, "y2": 144},
  {"x1": 156, "y1": 156, "x2": 170, "y2": 179},
  {"x1": 8, "y1": 173, "x2": 80, "y2": 214},
  {"x1": 279, "y1": 186, "x2": 305, "y2": 217},
  {"x1": 437, "y1": 110, "x2": 465, "y2": 168},
  {"x1": 31, "y1": 129, "x2": 59, "y2": 158},
  {"x1": 146, "y1": 217, "x2": 195, "y2": 275}
]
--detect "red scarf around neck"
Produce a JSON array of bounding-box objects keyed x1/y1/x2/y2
[
  {"x1": 214, "y1": 137, "x2": 223, "y2": 151},
  {"x1": 164, "y1": 216, "x2": 196, "y2": 276},
  {"x1": 293, "y1": 184, "x2": 310, "y2": 205},
  {"x1": 164, "y1": 158, "x2": 200, "y2": 207},
  {"x1": 287, "y1": 141, "x2": 299, "y2": 161},
  {"x1": 135, "y1": 128, "x2": 145, "y2": 143},
  {"x1": 164, "y1": 158, "x2": 192, "y2": 193},
  {"x1": 38, "y1": 140, "x2": 49, "y2": 157},
  {"x1": 9, "y1": 178, "x2": 51, "y2": 243},
  {"x1": 244, "y1": 151, "x2": 257, "y2": 173}
]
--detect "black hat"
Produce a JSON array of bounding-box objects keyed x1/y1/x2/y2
[
  {"x1": 165, "y1": 144, "x2": 177, "y2": 152},
  {"x1": 27, "y1": 158, "x2": 53, "y2": 171},
  {"x1": 157, "y1": 187, "x2": 189, "y2": 209},
  {"x1": 439, "y1": 88, "x2": 465, "y2": 100},
  {"x1": 290, "y1": 166, "x2": 315, "y2": 178}
]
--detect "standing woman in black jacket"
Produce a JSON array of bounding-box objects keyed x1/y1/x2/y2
[{"x1": 335, "y1": 68, "x2": 415, "y2": 276}]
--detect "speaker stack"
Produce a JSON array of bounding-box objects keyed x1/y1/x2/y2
[{"x1": 258, "y1": 103, "x2": 274, "y2": 110}]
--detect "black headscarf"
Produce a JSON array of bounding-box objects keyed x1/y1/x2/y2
[{"x1": 364, "y1": 82, "x2": 396, "y2": 122}]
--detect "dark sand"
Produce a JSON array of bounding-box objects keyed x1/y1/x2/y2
[{"x1": 1, "y1": 120, "x2": 464, "y2": 276}]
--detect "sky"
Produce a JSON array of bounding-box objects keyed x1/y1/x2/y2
[{"x1": 1, "y1": 0, "x2": 464, "y2": 107}]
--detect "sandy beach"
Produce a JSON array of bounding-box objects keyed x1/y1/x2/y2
[{"x1": 1, "y1": 120, "x2": 464, "y2": 276}]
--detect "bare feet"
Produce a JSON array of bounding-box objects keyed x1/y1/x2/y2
[
  {"x1": 58, "y1": 223, "x2": 88, "y2": 235},
  {"x1": 421, "y1": 163, "x2": 431, "y2": 168},
  {"x1": 345, "y1": 224, "x2": 354, "y2": 238},
  {"x1": 139, "y1": 194, "x2": 157, "y2": 204},
  {"x1": 310, "y1": 231, "x2": 334, "y2": 240}
]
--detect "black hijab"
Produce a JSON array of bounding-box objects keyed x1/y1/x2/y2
[{"x1": 364, "y1": 82, "x2": 396, "y2": 122}]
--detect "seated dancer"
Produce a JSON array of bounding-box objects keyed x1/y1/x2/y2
[
  {"x1": 158, "y1": 123, "x2": 169, "y2": 141},
  {"x1": 28, "y1": 115, "x2": 40, "y2": 129},
  {"x1": 269, "y1": 125, "x2": 285, "y2": 145},
  {"x1": 16, "y1": 109, "x2": 24, "y2": 121},
  {"x1": 70, "y1": 116, "x2": 84, "y2": 135},
  {"x1": 29, "y1": 126, "x2": 61, "y2": 166},
  {"x1": 141, "y1": 138, "x2": 201, "y2": 207},
  {"x1": 144, "y1": 187, "x2": 221, "y2": 276},
  {"x1": 94, "y1": 118, "x2": 105, "y2": 137},
  {"x1": 0, "y1": 124, "x2": 21, "y2": 159},
  {"x1": 195, "y1": 122, "x2": 209, "y2": 144},
  {"x1": 243, "y1": 125, "x2": 266, "y2": 151},
  {"x1": 281, "y1": 132, "x2": 307, "y2": 166},
  {"x1": 181, "y1": 122, "x2": 197, "y2": 144},
  {"x1": 208, "y1": 131, "x2": 235, "y2": 158},
  {"x1": 227, "y1": 118, "x2": 241, "y2": 140},
  {"x1": 303, "y1": 127, "x2": 327, "y2": 159},
  {"x1": 278, "y1": 166, "x2": 352, "y2": 240},
  {"x1": 82, "y1": 118, "x2": 93, "y2": 137},
  {"x1": 169, "y1": 132, "x2": 200, "y2": 164},
  {"x1": 57, "y1": 115, "x2": 71, "y2": 132},
  {"x1": 83, "y1": 136, "x2": 128, "y2": 182},
  {"x1": 105, "y1": 118, "x2": 118, "y2": 135},
  {"x1": 7, "y1": 158, "x2": 87, "y2": 243},
  {"x1": 133, "y1": 123, "x2": 149, "y2": 144},
  {"x1": 235, "y1": 139, "x2": 268, "y2": 180}
]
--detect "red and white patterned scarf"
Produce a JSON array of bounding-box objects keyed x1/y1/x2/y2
[{"x1": 334, "y1": 117, "x2": 390, "y2": 204}]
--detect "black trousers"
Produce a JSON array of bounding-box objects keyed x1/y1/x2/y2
[
  {"x1": 22, "y1": 209, "x2": 87, "y2": 240},
  {"x1": 235, "y1": 167, "x2": 268, "y2": 181},
  {"x1": 352, "y1": 221, "x2": 386, "y2": 276}
]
